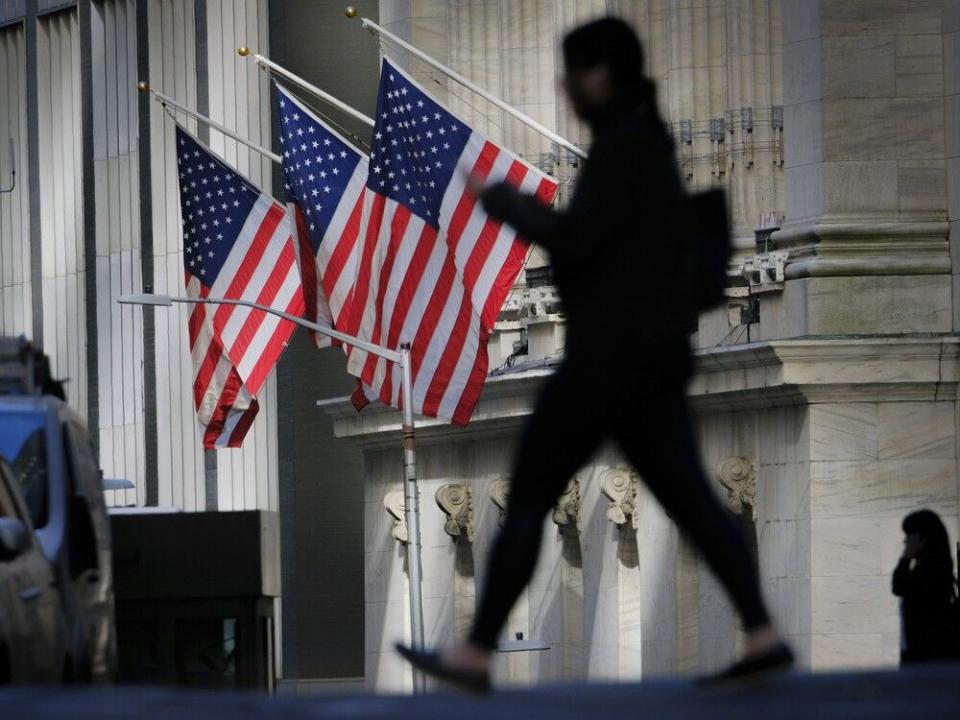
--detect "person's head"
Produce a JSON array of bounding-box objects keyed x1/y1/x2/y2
[
  {"x1": 902, "y1": 509, "x2": 954, "y2": 572},
  {"x1": 561, "y1": 17, "x2": 654, "y2": 120}
]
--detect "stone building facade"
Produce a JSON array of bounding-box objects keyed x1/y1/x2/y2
[{"x1": 321, "y1": 0, "x2": 960, "y2": 693}]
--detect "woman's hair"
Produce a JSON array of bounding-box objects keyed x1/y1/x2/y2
[
  {"x1": 903, "y1": 509, "x2": 957, "y2": 594},
  {"x1": 562, "y1": 17, "x2": 656, "y2": 104}
]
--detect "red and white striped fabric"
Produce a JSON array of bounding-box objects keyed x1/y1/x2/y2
[
  {"x1": 345, "y1": 59, "x2": 558, "y2": 425},
  {"x1": 176, "y1": 124, "x2": 303, "y2": 448},
  {"x1": 275, "y1": 84, "x2": 368, "y2": 349}
]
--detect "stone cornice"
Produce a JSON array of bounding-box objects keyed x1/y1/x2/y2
[
  {"x1": 317, "y1": 367, "x2": 553, "y2": 448},
  {"x1": 690, "y1": 336, "x2": 960, "y2": 410},
  {"x1": 319, "y1": 337, "x2": 960, "y2": 446},
  {"x1": 770, "y1": 221, "x2": 950, "y2": 277}
]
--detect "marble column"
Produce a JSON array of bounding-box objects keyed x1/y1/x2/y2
[{"x1": 771, "y1": 0, "x2": 951, "y2": 310}]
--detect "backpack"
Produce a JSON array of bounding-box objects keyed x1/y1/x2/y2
[{"x1": 679, "y1": 188, "x2": 733, "y2": 325}]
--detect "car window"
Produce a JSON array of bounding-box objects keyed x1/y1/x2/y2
[
  {"x1": 0, "y1": 412, "x2": 49, "y2": 528},
  {"x1": 0, "y1": 463, "x2": 27, "y2": 523}
]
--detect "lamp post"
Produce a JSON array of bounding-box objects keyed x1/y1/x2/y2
[{"x1": 119, "y1": 293, "x2": 427, "y2": 694}]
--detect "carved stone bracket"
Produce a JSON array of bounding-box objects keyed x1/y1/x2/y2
[
  {"x1": 436, "y1": 483, "x2": 474, "y2": 542},
  {"x1": 489, "y1": 478, "x2": 510, "y2": 524},
  {"x1": 552, "y1": 476, "x2": 580, "y2": 530},
  {"x1": 718, "y1": 456, "x2": 757, "y2": 521},
  {"x1": 599, "y1": 468, "x2": 638, "y2": 528},
  {"x1": 383, "y1": 488, "x2": 408, "y2": 544}
]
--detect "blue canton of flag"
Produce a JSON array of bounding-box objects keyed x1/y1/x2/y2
[
  {"x1": 275, "y1": 83, "x2": 369, "y2": 349},
  {"x1": 177, "y1": 128, "x2": 261, "y2": 284},
  {"x1": 277, "y1": 86, "x2": 363, "y2": 255},
  {"x1": 366, "y1": 64, "x2": 470, "y2": 227}
]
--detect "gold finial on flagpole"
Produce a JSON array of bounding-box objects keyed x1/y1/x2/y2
[
  {"x1": 345, "y1": 6, "x2": 357, "y2": 18},
  {"x1": 137, "y1": 81, "x2": 150, "y2": 93},
  {"x1": 237, "y1": 46, "x2": 250, "y2": 57}
]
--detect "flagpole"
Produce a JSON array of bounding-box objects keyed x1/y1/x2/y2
[
  {"x1": 399, "y1": 342, "x2": 426, "y2": 693},
  {"x1": 137, "y1": 81, "x2": 282, "y2": 164},
  {"x1": 346, "y1": 10, "x2": 588, "y2": 160},
  {"x1": 237, "y1": 47, "x2": 376, "y2": 129},
  {"x1": 118, "y1": 292, "x2": 427, "y2": 694}
]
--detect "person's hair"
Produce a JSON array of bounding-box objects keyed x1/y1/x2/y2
[
  {"x1": 562, "y1": 17, "x2": 656, "y2": 104},
  {"x1": 903, "y1": 509, "x2": 957, "y2": 596}
]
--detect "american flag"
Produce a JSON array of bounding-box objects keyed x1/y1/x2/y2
[
  {"x1": 345, "y1": 58, "x2": 559, "y2": 425},
  {"x1": 176, "y1": 125, "x2": 304, "y2": 448},
  {"x1": 275, "y1": 84, "x2": 368, "y2": 347}
]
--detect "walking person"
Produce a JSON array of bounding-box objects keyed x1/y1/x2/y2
[
  {"x1": 398, "y1": 16, "x2": 792, "y2": 692},
  {"x1": 893, "y1": 509, "x2": 959, "y2": 664}
]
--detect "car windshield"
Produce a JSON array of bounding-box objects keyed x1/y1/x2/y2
[{"x1": 0, "y1": 411, "x2": 48, "y2": 528}]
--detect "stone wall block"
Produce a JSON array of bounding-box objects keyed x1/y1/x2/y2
[
  {"x1": 897, "y1": 159, "x2": 946, "y2": 215},
  {"x1": 820, "y1": 0, "x2": 941, "y2": 36},
  {"x1": 823, "y1": 161, "x2": 899, "y2": 215},
  {"x1": 877, "y1": 401, "x2": 956, "y2": 460},
  {"x1": 822, "y1": 36, "x2": 895, "y2": 98},
  {"x1": 784, "y1": 163, "x2": 827, "y2": 222},
  {"x1": 812, "y1": 632, "x2": 887, "y2": 670},
  {"x1": 811, "y1": 517, "x2": 883, "y2": 576},
  {"x1": 811, "y1": 575, "x2": 897, "y2": 638},
  {"x1": 784, "y1": 36, "x2": 824, "y2": 105},
  {"x1": 810, "y1": 458, "x2": 958, "y2": 519},
  {"x1": 809, "y1": 403, "x2": 879, "y2": 462},
  {"x1": 805, "y1": 276, "x2": 952, "y2": 336},
  {"x1": 823, "y1": 97, "x2": 944, "y2": 161},
  {"x1": 946, "y1": 31, "x2": 960, "y2": 95}
]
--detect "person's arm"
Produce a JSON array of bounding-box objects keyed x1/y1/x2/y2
[
  {"x1": 479, "y1": 131, "x2": 646, "y2": 256},
  {"x1": 892, "y1": 556, "x2": 942, "y2": 599},
  {"x1": 479, "y1": 182, "x2": 567, "y2": 251},
  {"x1": 892, "y1": 557, "x2": 913, "y2": 597}
]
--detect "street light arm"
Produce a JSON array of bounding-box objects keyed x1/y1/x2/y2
[{"x1": 118, "y1": 293, "x2": 402, "y2": 364}]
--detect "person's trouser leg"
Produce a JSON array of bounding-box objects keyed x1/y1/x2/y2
[
  {"x1": 469, "y1": 365, "x2": 607, "y2": 650},
  {"x1": 614, "y1": 390, "x2": 771, "y2": 631}
]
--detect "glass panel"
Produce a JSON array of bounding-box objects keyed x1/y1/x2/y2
[
  {"x1": 0, "y1": 412, "x2": 48, "y2": 528},
  {"x1": 174, "y1": 617, "x2": 238, "y2": 689},
  {"x1": 0, "y1": 462, "x2": 24, "y2": 521}
]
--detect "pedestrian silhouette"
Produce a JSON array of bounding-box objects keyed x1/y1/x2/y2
[
  {"x1": 398, "y1": 16, "x2": 792, "y2": 692},
  {"x1": 893, "y1": 509, "x2": 960, "y2": 664}
]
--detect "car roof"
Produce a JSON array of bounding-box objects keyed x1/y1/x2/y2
[{"x1": 0, "y1": 394, "x2": 60, "y2": 414}]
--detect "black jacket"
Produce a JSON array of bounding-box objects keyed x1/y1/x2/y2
[
  {"x1": 892, "y1": 556, "x2": 958, "y2": 662},
  {"x1": 481, "y1": 103, "x2": 688, "y2": 360}
]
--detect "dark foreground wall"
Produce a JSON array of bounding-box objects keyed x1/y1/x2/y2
[{"x1": 4, "y1": 666, "x2": 960, "y2": 718}]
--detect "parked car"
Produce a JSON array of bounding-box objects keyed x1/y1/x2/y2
[
  {"x1": 0, "y1": 337, "x2": 116, "y2": 683},
  {"x1": 0, "y1": 457, "x2": 69, "y2": 683}
]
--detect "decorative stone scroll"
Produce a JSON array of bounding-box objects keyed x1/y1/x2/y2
[
  {"x1": 718, "y1": 456, "x2": 757, "y2": 521},
  {"x1": 436, "y1": 483, "x2": 474, "y2": 542},
  {"x1": 489, "y1": 478, "x2": 510, "y2": 524},
  {"x1": 552, "y1": 477, "x2": 580, "y2": 529},
  {"x1": 599, "y1": 468, "x2": 638, "y2": 527},
  {"x1": 383, "y1": 488, "x2": 408, "y2": 544}
]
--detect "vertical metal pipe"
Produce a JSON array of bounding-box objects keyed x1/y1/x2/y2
[{"x1": 400, "y1": 342, "x2": 426, "y2": 694}]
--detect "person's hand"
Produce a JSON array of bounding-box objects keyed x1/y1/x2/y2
[{"x1": 465, "y1": 172, "x2": 486, "y2": 198}]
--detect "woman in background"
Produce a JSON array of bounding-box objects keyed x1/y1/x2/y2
[{"x1": 892, "y1": 509, "x2": 959, "y2": 664}]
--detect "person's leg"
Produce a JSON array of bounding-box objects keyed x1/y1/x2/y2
[
  {"x1": 467, "y1": 364, "x2": 609, "y2": 651},
  {"x1": 613, "y1": 388, "x2": 773, "y2": 637}
]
